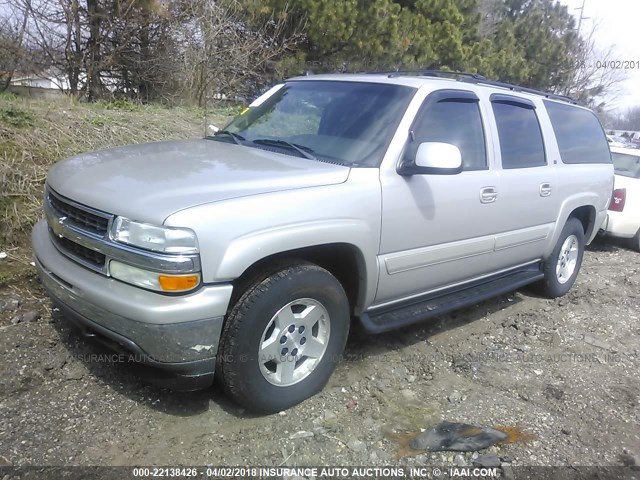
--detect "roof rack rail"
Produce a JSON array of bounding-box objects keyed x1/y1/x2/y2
[
  {"x1": 367, "y1": 69, "x2": 487, "y2": 81},
  {"x1": 364, "y1": 69, "x2": 578, "y2": 104},
  {"x1": 458, "y1": 77, "x2": 578, "y2": 104}
]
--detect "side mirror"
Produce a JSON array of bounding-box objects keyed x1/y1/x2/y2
[{"x1": 399, "y1": 142, "x2": 463, "y2": 175}]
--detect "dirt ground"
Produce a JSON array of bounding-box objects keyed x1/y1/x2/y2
[{"x1": 0, "y1": 237, "x2": 638, "y2": 469}]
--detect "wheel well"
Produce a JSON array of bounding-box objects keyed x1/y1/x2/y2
[
  {"x1": 230, "y1": 244, "x2": 364, "y2": 315},
  {"x1": 568, "y1": 205, "x2": 596, "y2": 238}
]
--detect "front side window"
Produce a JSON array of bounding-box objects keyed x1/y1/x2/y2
[
  {"x1": 492, "y1": 101, "x2": 546, "y2": 169},
  {"x1": 215, "y1": 81, "x2": 415, "y2": 167},
  {"x1": 408, "y1": 96, "x2": 487, "y2": 171},
  {"x1": 611, "y1": 152, "x2": 640, "y2": 178}
]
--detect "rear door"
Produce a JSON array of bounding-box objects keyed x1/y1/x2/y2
[{"x1": 484, "y1": 94, "x2": 560, "y2": 269}]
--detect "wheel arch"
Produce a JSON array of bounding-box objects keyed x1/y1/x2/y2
[
  {"x1": 569, "y1": 204, "x2": 597, "y2": 239},
  {"x1": 545, "y1": 195, "x2": 601, "y2": 258},
  {"x1": 229, "y1": 243, "x2": 370, "y2": 317}
]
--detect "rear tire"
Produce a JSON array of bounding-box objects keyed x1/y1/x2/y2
[
  {"x1": 534, "y1": 218, "x2": 585, "y2": 298},
  {"x1": 216, "y1": 262, "x2": 350, "y2": 413},
  {"x1": 632, "y1": 228, "x2": 640, "y2": 253}
]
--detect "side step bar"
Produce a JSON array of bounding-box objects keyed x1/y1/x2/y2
[{"x1": 359, "y1": 267, "x2": 544, "y2": 334}]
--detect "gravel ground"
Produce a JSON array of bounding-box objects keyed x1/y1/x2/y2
[{"x1": 0, "y1": 237, "x2": 639, "y2": 469}]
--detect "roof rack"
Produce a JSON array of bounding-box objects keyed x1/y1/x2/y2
[
  {"x1": 367, "y1": 69, "x2": 488, "y2": 81},
  {"x1": 364, "y1": 69, "x2": 579, "y2": 104},
  {"x1": 458, "y1": 77, "x2": 578, "y2": 104}
]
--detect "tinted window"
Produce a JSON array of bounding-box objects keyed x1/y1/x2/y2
[
  {"x1": 611, "y1": 152, "x2": 640, "y2": 178},
  {"x1": 544, "y1": 101, "x2": 611, "y2": 164},
  {"x1": 410, "y1": 99, "x2": 487, "y2": 170},
  {"x1": 492, "y1": 101, "x2": 546, "y2": 169}
]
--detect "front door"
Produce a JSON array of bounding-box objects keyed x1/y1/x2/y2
[{"x1": 375, "y1": 89, "x2": 502, "y2": 306}]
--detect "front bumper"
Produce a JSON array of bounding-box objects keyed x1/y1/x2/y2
[{"x1": 32, "y1": 220, "x2": 234, "y2": 389}]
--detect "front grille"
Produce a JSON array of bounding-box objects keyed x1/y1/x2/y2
[
  {"x1": 52, "y1": 234, "x2": 106, "y2": 268},
  {"x1": 48, "y1": 191, "x2": 110, "y2": 235}
]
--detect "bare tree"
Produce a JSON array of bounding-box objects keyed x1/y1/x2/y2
[
  {"x1": 611, "y1": 106, "x2": 640, "y2": 131},
  {"x1": 561, "y1": 21, "x2": 628, "y2": 110},
  {"x1": 7, "y1": 0, "x2": 84, "y2": 94},
  {"x1": 2, "y1": 0, "x2": 303, "y2": 103},
  {"x1": 169, "y1": 0, "x2": 304, "y2": 106},
  {"x1": 0, "y1": 0, "x2": 30, "y2": 91}
]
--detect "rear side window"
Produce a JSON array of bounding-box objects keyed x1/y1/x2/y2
[
  {"x1": 611, "y1": 152, "x2": 640, "y2": 178},
  {"x1": 492, "y1": 101, "x2": 546, "y2": 169},
  {"x1": 544, "y1": 101, "x2": 611, "y2": 164}
]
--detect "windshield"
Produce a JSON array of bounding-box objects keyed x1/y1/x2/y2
[
  {"x1": 612, "y1": 152, "x2": 640, "y2": 179},
  {"x1": 213, "y1": 80, "x2": 415, "y2": 167}
]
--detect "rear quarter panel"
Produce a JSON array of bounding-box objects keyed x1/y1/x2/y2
[
  {"x1": 533, "y1": 99, "x2": 614, "y2": 256},
  {"x1": 541, "y1": 159, "x2": 613, "y2": 257}
]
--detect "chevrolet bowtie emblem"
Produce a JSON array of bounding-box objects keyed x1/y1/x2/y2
[{"x1": 52, "y1": 216, "x2": 66, "y2": 237}]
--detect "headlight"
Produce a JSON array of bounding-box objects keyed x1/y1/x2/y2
[
  {"x1": 109, "y1": 260, "x2": 200, "y2": 292},
  {"x1": 111, "y1": 217, "x2": 198, "y2": 254}
]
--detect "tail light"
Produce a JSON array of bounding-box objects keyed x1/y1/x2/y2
[{"x1": 609, "y1": 188, "x2": 626, "y2": 212}]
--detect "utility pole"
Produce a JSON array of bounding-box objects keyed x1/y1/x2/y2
[{"x1": 576, "y1": 0, "x2": 588, "y2": 36}]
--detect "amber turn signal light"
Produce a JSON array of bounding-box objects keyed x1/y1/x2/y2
[{"x1": 158, "y1": 274, "x2": 200, "y2": 292}]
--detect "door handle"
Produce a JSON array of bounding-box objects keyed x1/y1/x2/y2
[
  {"x1": 540, "y1": 183, "x2": 552, "y2": 197},
  {"x1": 480, "y1": 186, "x2": 498, "y2": 204}
]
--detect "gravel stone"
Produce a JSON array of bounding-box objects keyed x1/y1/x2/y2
[
  {"x1": 472, "y1": 454, "x2": 501, "y2": 468},
  {"x1": 447, "y1": 391, "x2": 463, "y2": 404},
  {"x1": 290, "y1": 431, "x2": 314, "y2": 440},
  {"x1": 347, "y1": 439, "x2": 367, "y2": 453}
]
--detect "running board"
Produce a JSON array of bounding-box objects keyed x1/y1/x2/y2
[{"x1": 359, "y1": 267, "x2": 544, "y2": 334}]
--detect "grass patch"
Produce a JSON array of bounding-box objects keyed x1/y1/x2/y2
[
  {"x1": 0, "y1": 105, "x2": 34, "y2": 128},
  {"x1": 97, "y1": 98, "x2": 141, "y2": 111}
]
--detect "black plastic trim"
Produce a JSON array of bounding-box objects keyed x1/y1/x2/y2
[{"x1": 490, "y1": 93, "x2": 536, "y2": 109}]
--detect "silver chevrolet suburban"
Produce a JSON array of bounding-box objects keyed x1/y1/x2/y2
[{"x1": 32, "y1": 72, "x2": 614, "y2": 413}]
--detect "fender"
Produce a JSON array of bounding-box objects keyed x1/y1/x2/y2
[
  {"x1": 217, "y1": 219, "x2": 379, "y2": 310},
  {"x1": 163, "y1": 170, "x2": 383, "y2": 310},
  {"x1": 545, "y1": 192, "x2": 600, "y2": 258}
]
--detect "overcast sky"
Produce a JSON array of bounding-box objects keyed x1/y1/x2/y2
[{"x1": 558, "y1": 0, "x2": 640, "y2": 110}]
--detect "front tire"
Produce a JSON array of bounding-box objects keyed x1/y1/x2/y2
[
  {"x1": 216, "y1": 262, "x2": 350, "y2": 413},
  {"x1": 534, "y1": 217, "x2": 585, "y2": 298}
]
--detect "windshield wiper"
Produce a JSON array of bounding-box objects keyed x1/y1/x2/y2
[
  {"x1": 252, "y1": 139, "x2": 317, "y2": 160},
  {"x1": 211, "y1": 130, "x2": 247, "y2": 145}
]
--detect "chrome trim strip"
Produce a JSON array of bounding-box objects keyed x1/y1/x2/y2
[
  {"x1": 44, "y1": 190, "x2": 200, "y2": 274},
  {"x1": 48, "y1": 187, "x2": 113, "y2": 220},
  {"x1": 367, "y1": 260, "x2": 541, "y2": 311}
]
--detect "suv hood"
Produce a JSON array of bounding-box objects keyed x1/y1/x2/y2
[{"x1": 47, "y1": 139, "x2": 350, "y2": 224}]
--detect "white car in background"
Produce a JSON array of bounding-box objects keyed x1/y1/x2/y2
[
  {"x1": 603, "y1": 146, "x2": 640, "y2": 251},
  {"x1": 607, "y1": 135, "x2": 630, "y2": 148}
]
